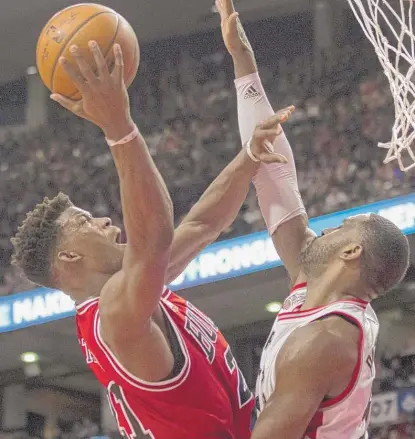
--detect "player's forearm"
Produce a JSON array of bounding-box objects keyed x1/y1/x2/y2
[
  {"x1": 181, "y1": 148, "x2": 258, "y2": 235},
  {"x1": 109, "y1": 123, "x2": 174, "y2": 252},
  {"x1": 230, "y1": 18, "x2": 257, "y2": 78},
  {"x1": 236, "y1": 73, "x2": 307, "y2": 281},
  {"x1": 232, "y1": 47, "x2": 257, "y2": 79}
]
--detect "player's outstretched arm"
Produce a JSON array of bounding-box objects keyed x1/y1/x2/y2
[
  {"x1": 252, "y1": 319, "x2": 359, "y2": 439},
  {"x1": 217, "y1": 0, "x2": 313, "y2": 284},
  {"x1": 53, "y1": 42, "x2": 174, "y2": 336},
  {"x1": 166, "y1": 110, "x2": 292, "y2": 284},
  {"x1": 216, "y1": 0, "x2": 269, "y2": 139}
]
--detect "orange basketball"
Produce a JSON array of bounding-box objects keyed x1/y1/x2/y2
[{"x1": 36, "y1": 3, "x2": 140, "y2": 100}]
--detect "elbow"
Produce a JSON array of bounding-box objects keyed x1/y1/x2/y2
[
  {"x1": 156, "y1": 215, "x2": 174, "y2": 250},
  {"x1": 153, "y1": 198, "x2": 174, "y2": 250},
  {"x1": 168, "y1": 199, "x2": 174, "y2": 218},
  {"x1": 162, "y1": 200, "x2": 174, "y2": 245},
  {"x1": 161, "y1": 229, "x2": 174, "y2": 251}
]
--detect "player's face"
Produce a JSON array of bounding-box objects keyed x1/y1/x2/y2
[
  {"x1": 57, "y1": 206, "x2": 125, "y2": 275},
  {"x1": 300, "y1": 214, "x2": 369, "y2": 276}
]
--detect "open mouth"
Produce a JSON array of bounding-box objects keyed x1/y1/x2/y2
[{"x1": 115, "y1": 231, "x2": 122, "y2": 244}]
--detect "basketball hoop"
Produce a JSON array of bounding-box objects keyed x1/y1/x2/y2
[{"x1": 347, "y1": 0, "x2": 415, "y2": 171}]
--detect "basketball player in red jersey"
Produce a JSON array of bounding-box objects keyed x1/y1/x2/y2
[
  {"x1": 11, "y1": 41, "x2": 294, "y2": 439},
  {"x1": 216, "y1": 0, "x2": 410, "y2": 437}
]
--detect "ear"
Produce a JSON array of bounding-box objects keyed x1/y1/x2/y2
[
  {"x1": 57, "y1": 250, "x2": 83, "y2": 263},
  {"x1": 340, "y1": 243, "x2": 362, "y2": 261}
]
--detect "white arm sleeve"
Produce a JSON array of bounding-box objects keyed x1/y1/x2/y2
[
  {"x1": 235, "y1": 73, "x2": 275, "y2": 144},
  {"x1": 235, "y1": 72, "x2": 306, "y2": 235}
]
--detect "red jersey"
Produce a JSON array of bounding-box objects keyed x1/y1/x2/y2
[{"x1": 76, "y1": 288, "x2": 254, "y2": 439}]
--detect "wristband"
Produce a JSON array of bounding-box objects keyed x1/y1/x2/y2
[
  {"x1": 245, "y1": 137, "x2": 260, "y2": 162},
  {"x1": 106, "y1": 125, "x2": 139, "y2": 147}
]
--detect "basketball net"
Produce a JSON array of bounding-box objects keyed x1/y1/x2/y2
[{"x1": 347, "y1": 0, "x2": 415, "y2": 171}]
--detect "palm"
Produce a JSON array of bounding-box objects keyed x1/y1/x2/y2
[
  {"x1": 216, "y1": 0, "x2": 251, "y2": 55},
  {"x1": 70, "y1": 99, "x2": 101, "y2": 126},
  {"x1": 221, "y1": 17, "x2": 238, "y2": 52}
]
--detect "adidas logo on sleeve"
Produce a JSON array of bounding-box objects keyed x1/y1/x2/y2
[{"x1": 244, "y1": 85, "x2": 261, "y2": 100}]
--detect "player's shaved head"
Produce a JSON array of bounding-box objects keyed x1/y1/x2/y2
[
  {"x1": 300, "y1": 213, "x2": 410, "y2": 296},
  {"x1": 358, "y1": 213, "x2": 409, "y2": 294}
]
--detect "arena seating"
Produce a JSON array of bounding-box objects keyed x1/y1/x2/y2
[{"x1": 0, "y1": 26, "x2": 413, "y2": 298}]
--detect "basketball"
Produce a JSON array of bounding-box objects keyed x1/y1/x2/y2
[{"x1": 36, "y1": 3, "x2": 140, "y2": 100}]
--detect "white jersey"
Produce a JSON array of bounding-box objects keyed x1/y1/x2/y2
[{"x1": 256, "y1": 283, "x2": 379, "y2": 439}]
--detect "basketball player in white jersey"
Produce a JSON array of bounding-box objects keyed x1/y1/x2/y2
[{"x1": 216, "y1": 1, "x2": 410, "y2": 437}]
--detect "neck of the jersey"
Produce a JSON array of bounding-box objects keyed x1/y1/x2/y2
[
  {"x1": 290, "y1": 282, "x2": 369, "y2": 306},
  {"x1": 75, "y1": 296, "x2": 100, "y2": 313}
]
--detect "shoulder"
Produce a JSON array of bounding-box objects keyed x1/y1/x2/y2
[
  {"x1": 262, "y1": 315, "x2": 361, "y2": 425},
  {"x1": 275, "y1": 316, "x2": 359, "y2": 384}
]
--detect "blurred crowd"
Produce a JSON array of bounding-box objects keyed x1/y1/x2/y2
[
  {"x1": 370, "y1": 348, "x2": 415, "y2": 438},
  {"x1": 0, "y1": 15, "x2": 414, "y2": 296},
  {"x1": 375, "y1": 353, "x2": 415, "y2": 393},
  {"x1": 1, "y1": 420, "x2": 415, "y2": 439},
  {"x1": 371, "y1": 424, "x2": 415, "y2": 439},
  {"x1": 56, "y1": 418, "x2": 100, "y2": 439},
  {"x1": 0, "y1": 418, "x2": 110, "y2": 439}
]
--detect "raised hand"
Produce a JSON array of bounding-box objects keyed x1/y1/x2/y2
[
  {"x1": 216, "y1": 0, "x2": 252, "y2": 56},
  {"x1": 249, "y1": 106, "x2": 295, "y2": 164},
  {"x1": 51, "y1": 41, "x2": 133, "y2": 140}
]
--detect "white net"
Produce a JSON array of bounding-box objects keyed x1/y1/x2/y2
[{"x1": 347, "y1": 0, "x2": 415, "y2": 171}]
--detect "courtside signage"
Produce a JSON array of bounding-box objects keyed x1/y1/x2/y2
[
  {"x1": 0, "y1": 288, "x2": 75, "y2": 332},
  {"x1": 1, "y1": 194, "x2": 415, "y2": 332}
]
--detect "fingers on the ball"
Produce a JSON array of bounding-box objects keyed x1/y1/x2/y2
[
  {"x1": 70, "y1": 45, "x2": 97, "y2": 84},
  {"x1": 112, "y1": 44, "x2": 124, "y2": 82},
  {"x1": 59, "y1": 57, "x2": 87, "y2": 91},
  {"x1": 88, "y1": 40, "x2": 110, "y2": 78}
]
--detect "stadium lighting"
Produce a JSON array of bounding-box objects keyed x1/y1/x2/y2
[
  {"x1": 26, "y1": 66, "x2": 38, "y2": 75},
  {"x1": 20, "y1": 352, "x2": 39, "y2": 363},
  {"x1": 265, "y1": 302, "x2": 282, "y2": 313}
]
